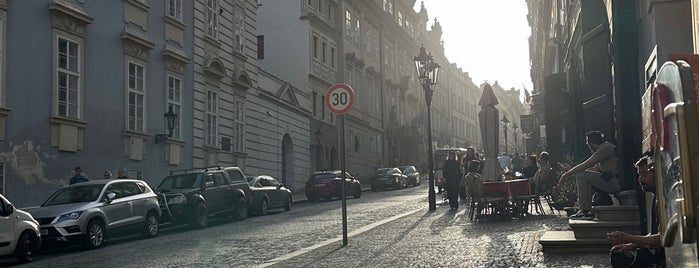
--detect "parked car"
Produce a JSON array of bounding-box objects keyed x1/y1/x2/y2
[
  {"x1": 305, "y1": 171, "x2": 362, "y2": 201},
  {"x1": 156, "y1": 166, "x2": 251, "y2": 228},
  {"x1": 0, "y1": 194, "x2": 41, "y2": 263},
  {"x1": 246, "y1": 175, "x2": 292, "y2": 215},
  {"x1": 371, "y1": 167, "x2": 408, "y2": 191},
  {"x1": 29, "y1": 179, "x2": 160, "y2": 249},
  {"x1": 398, "y1": 165, "x2": 421, "y2": 186}
]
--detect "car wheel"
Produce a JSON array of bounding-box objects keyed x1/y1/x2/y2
[
  {"x1": 84, "y1": 219, "x2": 105, "y2": 249},
  {"x1": 259, "y1": 198, "x2": 269, "y2": 215},
  {"x1": 142, "y1": 211, "x2": 159, "y2": 238},
  {"x1": 284, "y1": 196, "x2": 292, "y2": 211},
  {"x1": 14, "y1": 232, "x2": 36, "y2": 263},
  {"x1": 233, "y1": 196, "x2": 248, "y2": 220},
  {"x1": 353, "y1": 185, "x2": 362, "y2": 198},
  {"x1": 191, "y1": 202, "x2": 208, "y2": 228}
]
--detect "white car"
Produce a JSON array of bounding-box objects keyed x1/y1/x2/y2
[{"x1": 0, "y1": 194, "x2": 41, "y2": 263}]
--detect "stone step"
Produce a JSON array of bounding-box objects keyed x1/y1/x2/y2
[
  {"x1": 592, "y1": 205, "x2": 639, "y2": 222},
  {"x1": 539, "y1": 230, "x2": 610, "y2": 253},
  {"x1": 569, "y1": 219, "x2": 640, "y2": 239}
]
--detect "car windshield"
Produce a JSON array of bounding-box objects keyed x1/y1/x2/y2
[
  {"x1": 398, "y1": 166, "x2": 411, "y2": 173},
  {"x1": 42, "y1": 184, "x2": 105, "y2": 206},
  {"x1": 157, "y1": 174, "x2": 202, "y2": 191},
  {"x1": 312, "y1": 174, "x2": 337, "y2": 180}
]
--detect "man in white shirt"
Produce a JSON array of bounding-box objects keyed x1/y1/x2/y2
[{"x1": 497, "y1": 152, "x2": 511, "y2": 172}]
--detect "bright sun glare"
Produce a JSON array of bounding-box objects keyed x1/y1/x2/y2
[{"x1": 416, "y1": 1, "x2": 533, "y2": 99}]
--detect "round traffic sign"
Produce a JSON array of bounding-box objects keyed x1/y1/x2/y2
[{"x1": 325, "y1": 83, "x2": 355, "y2": 115}]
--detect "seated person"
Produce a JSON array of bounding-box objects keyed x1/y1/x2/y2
[
  {"x1": 532, "y1": 152, "x2": 554, "y2": 194},
  {"x1": 521, "y1": 155, "x2": 538, "y2": 179},
  {"x1": 608, "y1": 152, "x2": 664, "y2": 267},
  {"x1": 559, "y1": 131, "x2": 621, "y2": 220},
  {"x1": 464, "y1": 160, "x2": 484, "y2": 201}
]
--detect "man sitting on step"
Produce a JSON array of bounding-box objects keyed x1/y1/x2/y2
[
  {"x1": 559, "y1": 131, "x2": 621, "y2": 220},
  {"x1": 607, "y1": 151, "x2": 664, "y2": 268}
]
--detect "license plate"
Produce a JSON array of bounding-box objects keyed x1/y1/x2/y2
[
  {"x1": 41, "y1": 229, "x2": 48, "y2": 236},
  {"x1": 315, "y1": 184, "x2": 325, "y2": 187}
]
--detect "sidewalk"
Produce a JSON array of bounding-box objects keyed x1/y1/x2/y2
[{"x1": 271, "y1": 198, "x2": 610, "y2": 267}]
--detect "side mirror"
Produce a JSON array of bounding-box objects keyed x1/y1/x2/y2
[
  {"x1": 205, "y1": 181, "x2": 215, "y2": 188},
  {"x1": 277, "y1": 185, "x2": 282, "y2": 189},
  {"x1": 105, "y1": 193, "x2": 117, "y2": 202}
]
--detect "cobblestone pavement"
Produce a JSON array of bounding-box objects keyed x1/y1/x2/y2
[
  {"x1": 268, "y1": 197, "x2": 611, "y2": 268},
  {"x1": 3, "y1": 185, "x2": 611, "y2": 267}
]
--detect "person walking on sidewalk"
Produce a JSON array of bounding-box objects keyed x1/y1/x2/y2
[
  {"x1": 608, "y1": 151, "x2": 664, "y2": 267},
  {"x1": 442, "y1": 151, "x2": 462, "y2": 210},
  {"x1": 558, "y1": 131, "x2": 621, "y2": 220},
  {"x1": 68, "y1": 166, "x2": 89, "y2": 185}
]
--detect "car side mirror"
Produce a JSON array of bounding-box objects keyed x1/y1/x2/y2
[
  {"x1": 105, "y1": 193, "x2": 117, "y2": 202},
  {"x1": 205, "y1": 181, "x2": 215, "y2": 188},
  {"x1": 277, "y1": 185, "x2": 282, "y2": 189}
]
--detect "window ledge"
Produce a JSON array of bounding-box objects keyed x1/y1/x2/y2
[
  {"x1": 122, "y1": 129, "x2": 150, "y2": 139},
  {"x1": 165, "y1": 137, "x2": 186, "y2": 145},
  {"x1": 50, "y1": 116, "x2": 87, "y2": 128},
  {"x1": 0, "y1": 106, "x2": 11, "y2": 116},
  {"x1": 204, "y1": 35, "x2": 222, "y2": 48},
  {"x1": 125, "y1": 0, "x2": 149, "y2": 12},
  {"x1": 49, "y1": 0, "x2": 94, "y2": 24},
  {"x1": 164, "y1": 15, "x2": 185, "y2": 30}
]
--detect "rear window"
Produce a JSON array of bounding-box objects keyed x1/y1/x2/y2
[
  {"x1": 311, "y1": 174, "x2": 337, "y2": 180},
  {"x1": 157, "y1": 173, "x2": 202, "y2": 191}
]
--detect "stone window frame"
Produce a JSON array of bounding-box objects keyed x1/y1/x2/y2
[
  {"x1": 206, "y1": 0, "x2": 218, "y2": 39},
  {"x1": 167, "y1": 0, "x2": 182, "y2": 21},
  {"x1": 233, "y1": 99, "x2": 245, "y2": 153},
  {"x1": 344, "y1": 9, "x2": 351, "y2": 38},
  {"x1": 126, "y1": 60, "x2": 146, "y2": 132},
  {"x1": 233, "y1": 4, "x2": 245, "y2": 52},
  {"x1": 206, "y1": 88, "x2": 219, "y2": 147},
  {"x1": 56, "y1": 35, "x2": 82, "y2": 119},
  {"x1": 166, "y1": 74, "x2": 182, "y2": 139}
]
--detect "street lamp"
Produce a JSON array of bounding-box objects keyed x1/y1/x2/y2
[
  {"x1": 501, "y1": 115, "x2": 510, "y2": 154},
  {"x1": 155, "y1": 106, "x2": 178, "y2": 143},
  {"x1": 512, "y1": 124, "x2": 519, "y2": 153},
  {"x1": 414, "y1": 45, "x2": 440, "y2": 211}
]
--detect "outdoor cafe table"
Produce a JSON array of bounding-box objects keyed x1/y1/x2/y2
[{"x1": 481, "y1": 179, "x2": 532, "y2": 217}]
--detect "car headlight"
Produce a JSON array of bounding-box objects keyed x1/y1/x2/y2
[
  {"x1": 57, "y1": 211, "x2": 83, "y2": 222},
  {"x1": 168, "y1": 195, "x2": 186, "y2": 204}
]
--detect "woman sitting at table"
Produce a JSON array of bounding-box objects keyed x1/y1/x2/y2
[{"x1": 464, "y1": 160, "x2": 484, "y2": 201}]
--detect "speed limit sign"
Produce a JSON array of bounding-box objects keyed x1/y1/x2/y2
[{"x1": 325, "y1": 83, "x2": 355, "y2": 115}]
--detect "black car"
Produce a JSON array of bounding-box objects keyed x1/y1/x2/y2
[
  {"x1": 156, "y1": 166, "x2": 251, "y2": 228},
  {"x1": 398, "y1": 165, "x2": 421, "y2": 186},
  {"x1": 246, "y1": 175, "x2": 292, "y2": 215},
  {"x1": 371, "y1": 167, "x2": 408, "y2": 191}
]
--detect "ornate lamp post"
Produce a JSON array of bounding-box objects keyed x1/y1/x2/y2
[
  {"x1": 501, "y1": 115, "x2": 510, "y2": 154},
  {"x1": 155, "y1": 106, "x2": 178, "y2": 143},
  {"x1": 414, "y1": 45, "x2": 440, "y2": 211},
  {"x1": 512, "y1": 124, "x2": 519, "y2": 153}
]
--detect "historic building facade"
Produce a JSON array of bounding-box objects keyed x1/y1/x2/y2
[{"x1": 0, "y1": 0, "x2": 312, "y2": 206}]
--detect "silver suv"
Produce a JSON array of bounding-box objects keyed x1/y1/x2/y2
[
  {"x1": 0, "y1": 194, "x2": 41, "y2": 263},
  {"x1": 30, "y1": 179, "x2": 160, "y2": 249}
]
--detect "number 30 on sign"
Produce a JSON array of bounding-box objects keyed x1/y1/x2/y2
[{"x1": 325, "y1": 83, "x2": 355, "y2": 115}]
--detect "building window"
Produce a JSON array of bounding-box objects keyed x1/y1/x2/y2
[
  {"x1": 167, "y1": 0, "x2": 182, "y2": 21},
  {"x1": 0, "y1": 163, "x2": 4, "y2": 195},
  {"x1": 167, "y1": 75, "x2": 182, "y2": 139},
  {"x1": 234, "y1": 100, "x2": 245, "y2": 152},
  {"x1": 312, "y1": 92, "x2": 318, "y2": 118},
  {"x1": 234, "y1": 5, "x2": 245, "y2": 52},
  {"x1": 345, "y1": 10, "x2": 351, "y2": 38},
  {"x1": 206, "y1": 90, "x2": 218, "y2": 147},
  {"x1": 57, "y1": 37, "x2": 80, "y2": 119},
  {"x1": 257, "y1": 35, "x2": 264, "y2": 59},
  {"x1": 398, "y1": 11, "x2": 403, "y2": 26},
  {"x1": 354, "y1": 19, "x2": 360, "y2": 43},
  {"x1": 206, "y1": 0, "x2": 218, "y2": 38},
  {"x1": 321, "y1": 94, "x2": 326, "y2": 121},
  {"x1": 0, "y1": 16, "x2": 3, "y2": 105},
  {"x1": 127, "y1": 62, "x2": 145, "y2": 132},
  {"x1": 312, "y1": 35, "x2": 319, "y2": 60},
  {"x1": 322, "y1": 40, "x2": 327, "y2": 65},
  {"x1": 330, "y1": 46, "x2": 336, "y2": 69}
]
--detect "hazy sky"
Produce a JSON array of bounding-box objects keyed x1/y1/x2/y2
[{"x1": 415, "y1": 1, "x2": 533, "y2": 97}]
